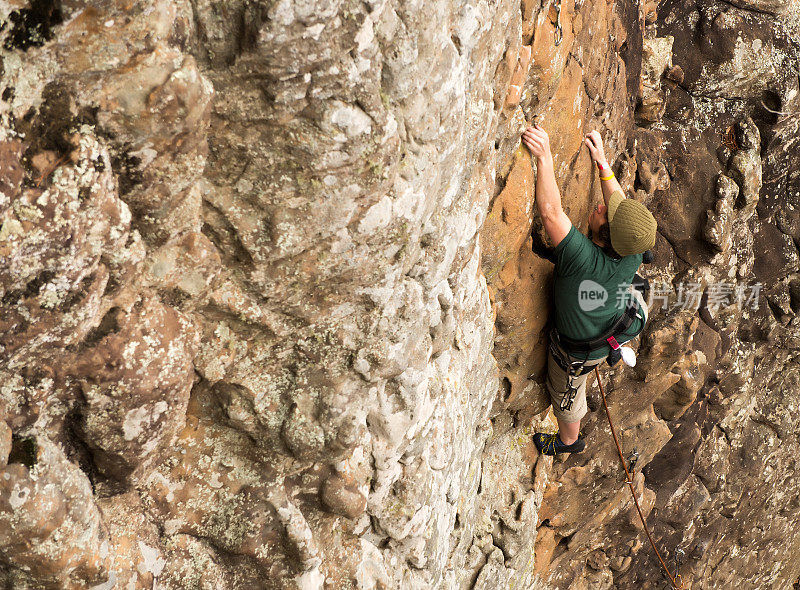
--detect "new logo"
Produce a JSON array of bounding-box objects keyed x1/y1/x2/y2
[{"x1": 578, "y1": 280, "x2": 608, "y2": 311}]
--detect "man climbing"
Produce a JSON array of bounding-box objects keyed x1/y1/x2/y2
[{"x1": 521, "y1": 124, "x2": 657, "y2": 456}]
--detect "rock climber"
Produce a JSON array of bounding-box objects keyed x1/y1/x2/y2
[{"x1": 521, "y1": 124, "x2": 657, "y2": 455}]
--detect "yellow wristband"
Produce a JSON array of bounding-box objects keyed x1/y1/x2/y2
[{"x1": 600, "y1": 172, "x2": 615, "y2": 181}]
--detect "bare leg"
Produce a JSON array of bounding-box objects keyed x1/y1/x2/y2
[{"x1": 557, "y1": 418, "x2": 580, "y2": 445}]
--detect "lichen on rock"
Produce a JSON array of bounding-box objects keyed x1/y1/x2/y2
[{"x1": 1, "y1": 0, "x2": 800, "y2": 588}]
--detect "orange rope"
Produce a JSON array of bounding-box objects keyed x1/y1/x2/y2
[
  {"x1": 34, "y1": 154, "x2": 69, "y2": 188},
  {"x1": 594, "y1": 366, "x2": 684, "y2": 589}
]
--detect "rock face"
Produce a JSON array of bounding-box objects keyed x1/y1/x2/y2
[{"x1": 0, "y1": 0, "x2": 799, "y2": 589}]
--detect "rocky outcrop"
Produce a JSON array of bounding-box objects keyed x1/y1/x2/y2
[
  {"x1": 0, "y1": 438, "x2": 112, "y2": 588},
  {"x1": 1, "y1": 0, "x2": 799, "y2": 588},
  {"x1": 74, "y1": 297, "x2": 198, "y2": 483}
]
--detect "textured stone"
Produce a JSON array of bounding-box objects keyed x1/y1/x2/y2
[
  {"x1": 97, "y1": 492, "x2": 166, "y2": 590},
  {"x1": 703, "y1": 174, "x2": 738, "y2": 252},
  {"x1": 0, "y1": 438, "x2": 112, "y2": 588},
  {"x1": 73, "y1": 297, "x2": 198, "y2": 482},
  {"x1": 637, "y1": 36, "x2": 673, "y2": 122},
  {"x1": 0, "y1": 0, "x2": 799, "y2": 588},
  {"x1": 0, "y1": 129, "x2": 143, "y2": 371},
  {"x1": 320, "y1": 473, "x2": 367, "y2": 520},
  {"x1": 0, "y1": 421, "x2": 10, "y2": 466}
]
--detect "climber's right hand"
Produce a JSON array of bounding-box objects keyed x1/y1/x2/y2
[
  {"x1": 522, "y1": 124, "x2": 552, "y2": 161},
  {"x1": 584, "y1": 130, "x2": 608, "y2": 168}
]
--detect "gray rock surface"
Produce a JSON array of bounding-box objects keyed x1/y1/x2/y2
[{"x1": 0, "y1": 0, "x2": 799, "y2": 588}]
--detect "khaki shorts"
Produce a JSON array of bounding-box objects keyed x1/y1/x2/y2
[
  {"x1": 547, "y1": 288, "x2": 649, "y2": 423},
  {"x1": 546, "y1": 340, "x2": 605, "y2": 423}
]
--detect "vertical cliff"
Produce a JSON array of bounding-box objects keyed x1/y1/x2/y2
[{"x1": 0, "y1": 0, "x2": 799, "y2": 588}]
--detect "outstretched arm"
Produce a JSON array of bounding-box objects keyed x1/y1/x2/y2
[
  {"x1": 585, "y1": 130, "x2": 624, "y2": 206},
  {"x1": 522, "y1": 125, "x2": 571, "y2": 247}
]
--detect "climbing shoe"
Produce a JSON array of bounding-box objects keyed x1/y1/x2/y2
[{"x1": 533, "y1": 432, "x2": 586, "y2": 456}]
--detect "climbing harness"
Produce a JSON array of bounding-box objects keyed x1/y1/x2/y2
[
  {"x1": 550, "y1": 279, "x2": 648, "y2": 412},
  {"x1": 595, "y1": 366, "x2": 685, "y2": 589},
  {"x1": 549, "y1": 336, "x2": 591, "y2": 412},
  {"x1": 554, "y1": 292, "x2": 644, "y2": 368},
  {"x1": 553, "y1": 0, "x2": 563, "y2": 46},
  {"x1": 550, "y1": 255, "x2": 651, "y2": 371}
]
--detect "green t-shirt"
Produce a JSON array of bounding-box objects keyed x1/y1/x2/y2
[{"x1": 553, "y1": 225, "x2": 644, "y2": 360}]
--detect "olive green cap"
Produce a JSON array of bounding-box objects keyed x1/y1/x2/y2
[{"x1": 607, "y1": 190, "x2": 657, "y2": 256}]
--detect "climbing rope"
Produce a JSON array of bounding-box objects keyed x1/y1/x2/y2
[{"x1": 594, "y1": 367, "x2": 684, "y2": 589}]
